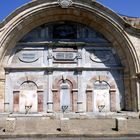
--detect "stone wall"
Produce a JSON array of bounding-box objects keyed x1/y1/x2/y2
[{"x1": 0, "y1": 0, "x2": 139, "y2": 114}]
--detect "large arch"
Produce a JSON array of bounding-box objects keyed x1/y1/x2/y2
[{"x1": 0, "y1": 0, "x2": 139, "y2": 112}]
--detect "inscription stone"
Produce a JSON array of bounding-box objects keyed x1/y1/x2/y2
[
  {"x1": 54, "y1": 52, "x2": 75, "y2": 60},
  {"x1": 94, "y1": 82, "x2": 108, "y2": 90},
  {"x1": 18, "y1": 51, "x2": 38, "y2": 63}
]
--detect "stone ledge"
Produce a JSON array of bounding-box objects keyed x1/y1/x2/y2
[
  {"x1": 1, "y1": 132, "x2": 140, "y2": 138},
  {"x1": 0, "y1": 111, "x2": 139, "y2": 119}
]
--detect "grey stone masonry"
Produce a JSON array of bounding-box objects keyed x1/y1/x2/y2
[
  {"x1": 115, "y1": 117, "x2": 127, "y2": 131},
  {"x1": 60, "y1": 118, "x2": 70, "y2": 132}
]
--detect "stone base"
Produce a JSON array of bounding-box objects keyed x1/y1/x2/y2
[
  {"x1": 5, "y1": 117, "x2": 16, "y2": 132},
  {"x1": 115, "y1": 117, "x2": 127, "y2": 131},
  {"x1": 60, "y1": 118, "x2": 70, "y2": 132}
]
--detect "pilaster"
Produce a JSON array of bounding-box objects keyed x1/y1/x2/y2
[
  {"x1": 4, "y1": 71, "x2": 13, "y2": 112},
  {"x1": 47, "y1": 70, "x2": 53, "y2": 113},
  {"x1": 77, "y1": 70, "x2": 84, "y2": 113},
  {"x1": 0, "y1": 77, "x2": 5, "y2": 112},
  {"x1": 77, "y1": 47, "x2": 82, "y2": 67}
]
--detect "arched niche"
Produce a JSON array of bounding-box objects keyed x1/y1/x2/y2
[
  {"x1": 93, "y1": 81, "x2": 110, "y2": 112},
  {"x1": 86, "y1": 75, "x2": 116, "y2": 112},
  {"x1": 13, "y1": 81, "x2": 43, "y2": 113},
  {"x1": 53, "y1": 75, "x2": 77, "y2": 112},
  {"x1": 60, "y1": 83, "x2": 71, "y2": 112}
]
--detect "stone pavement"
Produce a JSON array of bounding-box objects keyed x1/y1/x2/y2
[
  {"x1": 0, "y1": 115, "x2": 140, "y2": 138},
  {"x1": 1, "y1": 137, "x2": 140, "y2": 140}
]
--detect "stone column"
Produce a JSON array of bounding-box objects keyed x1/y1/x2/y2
[
  {"x1": 135, "y1": 74, "x2": 140, "y2": 111},
  {"x1": 77, "y1": 47, "x2": 82, "y2": 67},
  {"x1": 48, "y1": 47, "x2": 53, "y2": 67},
  {"x1": 46, "y1": 46, "x2": 53, "y2": 113},
  {"x1": 0, "y1": 78, "x2": 5, "y2": 112},
  {"x1": 130, "y1": 76, "x2": 138, "y2": 111},
  {"x1": 124, "y1": 74, "x2": 132, "y2": 111},
  {"x1": 4, "y1": 71, "x2": 13, "y2": 112},
  {"x1": 77, "y1": 46, "x2": 84, "y2": 113},
  {"x1": 137, "y1": 80, "x2": 140, "y2": 111},
  {"x1": 43, "y1": 72, "x2": 48, "y2": 112},
  {"x1": 47, "y1": 71, "x2": 53, "y2": 113},
  {"x1": 82, "y1": 48, "x2": 86, "y2": 66},
  {"x1": 77, "y1": 70, "x2": 84, "y2": 113}
]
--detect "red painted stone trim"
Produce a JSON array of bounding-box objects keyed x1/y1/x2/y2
[
  {"x1": 53, "y1": 75, "x2": 77, "y2": 89},
  {"x1": 86, "y1": 91, "x2": 93, "y2": 112},
  {"x1": 110, "y1": 91, "x2": 116, "y2": 112},
  {"x1": 16, "y1": 76, "x2": 43, "y2": 89},
  {"x1": 13, "y1": 91, "x2": 19, "y2": 112},
  {"x1": 37, "y1": 92, "x2": 43, "y2": 112}
]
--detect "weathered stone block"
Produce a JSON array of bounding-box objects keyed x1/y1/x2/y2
[
  {"x1": 60, "y1": 118, "x2": 70, "y2": 132},
  {"x1": 5, "y1": 117, "x2": 16, "y2": 132},
  {"x1": 115, "y1": 117, "x2": 127, "y2": 131}
]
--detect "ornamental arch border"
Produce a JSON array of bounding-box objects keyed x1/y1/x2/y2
[
  {"x1": 53, "y1": 75, "x2": 77, "y2": 90},
  {"x1": 13, "y1": 76, "x2": 44, "y2": 91}
]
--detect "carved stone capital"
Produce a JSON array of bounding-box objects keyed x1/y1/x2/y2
[
  {"x1": 77, "y1": 52, "x2": 82, "y2": 59},
  {"x1": 77, "y1": 69, "x2": 82, "y2": 75},
  {"x1": 47, "y1": 53, "x2": 53, "y2": 59},
  {"x1": 48, "y1": 70, "x2": 53, "y2": 75}
]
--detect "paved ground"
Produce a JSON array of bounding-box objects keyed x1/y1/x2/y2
[
  {"x1": 0, "y1": 117, "x2": 140, "y2": 138},
  {"x1": 0, "y1": 137, "x2": 140, "y2": 140}
]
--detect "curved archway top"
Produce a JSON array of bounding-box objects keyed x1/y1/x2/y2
[
  {"x1": 0, "y1": 0, "x2": 139, "y2": 74},
  {"x1": 0, "y1": 0, "x2": 139, "y2": 34}
]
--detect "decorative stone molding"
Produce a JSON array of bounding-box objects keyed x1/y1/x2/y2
[
  {"x1": 53, "y1": 75, "x2": 77, "y2": 89},
  {"x1": 58, "y1": 0, "x2": 73, "y2": 8},
  {"x1": 15, "y1": 76, "x2": 44, "y2": 89}
]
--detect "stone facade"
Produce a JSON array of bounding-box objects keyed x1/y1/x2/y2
[{"x1": 0, "y1": 0, "x2": 140, "y2": 117}]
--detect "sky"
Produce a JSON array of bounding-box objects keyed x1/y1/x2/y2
[{"x1": 0, "y1": 0, "x2": 140, "y2": 22}]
